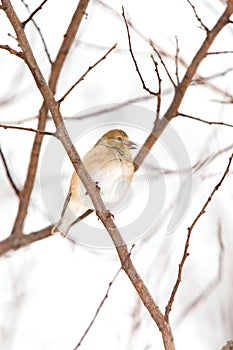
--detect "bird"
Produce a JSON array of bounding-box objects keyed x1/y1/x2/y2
[{"x1": 51, "y1": 129, "x2": 136, "y2": 237}]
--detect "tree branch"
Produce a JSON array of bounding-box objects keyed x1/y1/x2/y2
[
  {"x1": 0, "y1": 123, "x2": 55, "y2": 136},
  {"x1": 0, "y1": 44, "x2": 23, "y2": 57},
  {"x1": 58, "y1": 43, "x2": 117, "y2": 104},
  {"x1": 165, "y1": 153, "x2": 233, "y2": 320},
  {"x1": 0, "y1": 226, "x2": 52, "y2": 256},
  {"x1": 122, "y1": 6, "x2": 159, "y2": 96}
]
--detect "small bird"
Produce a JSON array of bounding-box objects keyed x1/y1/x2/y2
[{"x1": 51, "y1": 129, "x2": 136, "y2": 237}]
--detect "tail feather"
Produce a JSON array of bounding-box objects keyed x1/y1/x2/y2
[{"x1": 51, "y1": 218, "x2": 72, "y2": 237}]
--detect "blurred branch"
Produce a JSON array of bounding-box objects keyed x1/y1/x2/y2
[
  {"x1": 21, "y1": 0, "x2": 52, "y2": 64},
  {"x1": 174, "y1": 36, "x2": 180, "y2": 85},
  {"x1": 58, "y1": 43, "x2": 117, "y2": 104},
  {"x1": 165, "y1": 154, "x2": 233, "y2": 321},
  {"x1": 193, "y1": 67, "x2": 233, "y2": 83},
  {"x1": 122, "y1": 7, "x2": 159, "y2": 96},
  {"x1": 207, "y1": 50, "x2": 233, "y2": 55},
  {"x1": 73, "y1": 244, "x2": 135, "y2": 350},
  {"x1": 22, "y1": 0, "x2": 48, "y2": 27},
  {"x1": 2, "y1": 2, "x2": 176, "y2": 350},
  {"x1": 178, "y1": 112, "x2": 233, "y2": 128},
  {"x1": 0, "y1": 145, "x2": 19, "y2": 196},
  {"x1": 0, "y1": 226, "x2": 52, "y2": 256}
]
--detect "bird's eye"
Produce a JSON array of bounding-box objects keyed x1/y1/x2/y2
[{"x1": 117, "y1": 137, "x2": 123, "y2": 141}]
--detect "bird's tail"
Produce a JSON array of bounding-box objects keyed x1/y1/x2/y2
[{"x1": 51, "y1": 217, "x2": 71, "y2": 238}]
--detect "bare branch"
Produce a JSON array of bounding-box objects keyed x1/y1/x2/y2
[
  {"x1": 178, "y1": 112, "x2": 233, "y2": 128},
  {"x1": 0, "y1": 123, "x2": 55, "y2": 136},
  {"x1": 165, "y1": 154, "x2": 233, "y2": 321},
  {"x1": 221, "y1": 340, "x2": 233, "y2": 350},
  {"x1": 122, "y1": 7, "x2": 159, "y2": 96},
  {"x1": 0, "y1": 145, "x2": 20, "y2": 196},
  {"x1": 174, "y1": 36, "x2": 180, "y2": 85},
  {"x1": 58, "y1": 43, "x2": 117, "y2": 104},
  {"x1": 151, "y1": 41, "x2": 177, "y2": 88},
  {"x1": 22, "y1": 0, "x2": 48, "y2": 27},
  {"x1": 73, "y1": 245, "x2": 135, "y2": 350},
  {"x1": 97, "y1": 0, "x2": 233, "y2": 100}
]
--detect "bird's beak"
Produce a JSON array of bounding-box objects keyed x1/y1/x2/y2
[{"x1": 127, "y1": 140, "x2": 137, "y2": 149}]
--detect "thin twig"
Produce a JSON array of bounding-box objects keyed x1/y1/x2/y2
[
  {"x1": 134, "y1": 2, "x2": 233, "y2": 170},
  {"x1": 22, "y1": 0, "x2": 48, "y2": 27},
  {"x1": 97, "y1": 0, "x2": 233, "y2": 100},
  {"x1": 9, "y1": 0, "x2": 91, "y2": 237},
  {"x1": 0, "y1": 146, "x2": 20, "y2": 196},
  {"x1": 0, "y1": 123, "x2": 55, "y2": 136},
  {"x1": 0, "y1": 44, "x2": 23, "y2": 58},
  {"x1": 58, "y1": 43, "x2": 117, "y2": 104},
  {"x1": 175, "y1": 36, "x2": 180, "y2": 85},
  {"x1": 207, "y1": 50, "x2": 233, "y2": 55},
  {"x1": 178, "y1": 112, "x2": 233, "y2": 128},
  {"x1": 2, "y1": 2, "x2": 176, "y2": 349},
  {"x1": 187, "y1": 0, "x2": 209, "y2": 32},
  {"x1": 165, "y1": 154, "x2": 233, "y2": 321},
  {"x1": 73, "y1": 244, "x2": 135, "y2": 350},
  {"x1": 122, "y1": 7, "x2": 158, "y2": 96}
]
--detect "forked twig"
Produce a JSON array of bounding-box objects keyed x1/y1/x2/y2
[
  {"x1": 178, "y1": 112, "x2": 233, "y2": 128},
  {"x1": 122, "y1": 7, "x2": 159, "y2": 96}
]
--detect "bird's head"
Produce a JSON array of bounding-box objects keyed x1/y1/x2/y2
[{"x1": 97, "y1": 129, "x2": 136, "y2": 153}]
